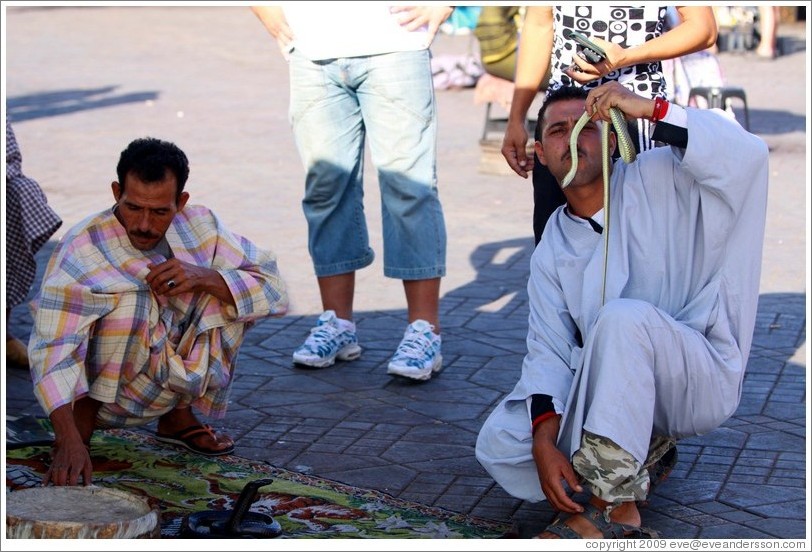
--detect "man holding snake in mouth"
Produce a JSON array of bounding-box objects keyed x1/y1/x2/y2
[{"x1": 477, "y1": 82, "x2": 768, "y2": 539}]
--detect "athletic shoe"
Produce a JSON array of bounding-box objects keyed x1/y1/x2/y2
[
  {"x1": 292, "y1": 310, "x2": 362, "y2": 368},
  {"x1": 386, "y1": 319, "x2": 442, "y2": 381}
]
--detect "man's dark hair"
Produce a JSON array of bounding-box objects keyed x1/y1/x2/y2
[
  {"x1": 535, "y1": 86, "x2": 589, "y2": 142},
  {"x1": 116, "y1": 137, "x2": 190, "y2": 201}
]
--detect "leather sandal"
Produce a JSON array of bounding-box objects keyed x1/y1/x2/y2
[
  {"x1": 155, "y1": 424, "x2": 234, "y2": 456},
  {"x1": 541, "y1": 503, "x2": 660, "y2": 539}
]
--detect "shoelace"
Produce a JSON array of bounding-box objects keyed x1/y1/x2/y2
[
  {"x1": 305, "y1": 322, "x2": 343, "y2": 347},
  {"x1": 395, "y1": 331, "x2": 435, "y2": 360}
]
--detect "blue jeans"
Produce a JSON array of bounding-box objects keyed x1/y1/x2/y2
[{"x1": 288, "y1": 49, "x2": 446, "y2": 280}]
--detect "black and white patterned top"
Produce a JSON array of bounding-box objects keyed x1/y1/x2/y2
[{"x1": 548, "y1": 5, "x2": 669, "y2": 151}]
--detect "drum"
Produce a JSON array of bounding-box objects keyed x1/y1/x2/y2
[{"x1": 6, "y1": 486, "x2": 160, "y2": 539}]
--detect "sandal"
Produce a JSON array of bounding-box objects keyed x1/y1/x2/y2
[
  {"x1": 542, "y1": 503, "x2": 660, "y2": 539},
  {"x1": 155, "y1": 424, "x2": 235, "y2": 456}
]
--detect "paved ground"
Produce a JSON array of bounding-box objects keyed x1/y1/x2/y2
[{"x1": 4, "y1": 6, "x2": 808, "y2": 540}]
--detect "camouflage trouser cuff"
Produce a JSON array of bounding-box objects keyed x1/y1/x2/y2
[{"x1": 572, "y1": 431, "x2": 650, "y2": 504}]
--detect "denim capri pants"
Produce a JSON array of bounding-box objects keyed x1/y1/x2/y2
[{"x1": 288, "y1": 48, "x2": 447, "y2": 280}]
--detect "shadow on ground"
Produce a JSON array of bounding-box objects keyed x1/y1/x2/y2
[{"x1": 7, "y1": 87, "x2": 159, "y2": 122}]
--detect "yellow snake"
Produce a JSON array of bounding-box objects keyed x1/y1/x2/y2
[{"x1": 561, "y1": 107, "x2": 636, "y2": 305}]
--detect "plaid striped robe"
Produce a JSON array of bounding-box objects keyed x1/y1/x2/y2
[
  {"x1": 29, "y1": 205, "x2": 288, "y2": 426},
  {"x1": 5, "y1": 118, "x2": 62, "y2": 308}
]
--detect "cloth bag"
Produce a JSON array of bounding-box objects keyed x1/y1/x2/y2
[{"x1": 474, "y1": 6, "x2": 521, "y2": 66}]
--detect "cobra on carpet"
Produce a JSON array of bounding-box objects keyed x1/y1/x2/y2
[{"x1": 6, "y1": 421, "x2": 511, "y2": 539}]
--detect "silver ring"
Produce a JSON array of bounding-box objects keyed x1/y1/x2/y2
[{"x1": 167, "y1": 279, "x2": 176, "y2": 289}]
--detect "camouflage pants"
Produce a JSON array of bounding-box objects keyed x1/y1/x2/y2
[{"x1": 572, "y1": 431, "x2": 675, "y2": 505}]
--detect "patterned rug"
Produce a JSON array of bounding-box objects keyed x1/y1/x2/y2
[{"x1": 6, "y1": 422, "x2": 511, "y2": 539}]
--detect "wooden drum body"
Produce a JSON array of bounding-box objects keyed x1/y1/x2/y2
[{"x1": 6, "y1": 486, "x2": 160, "y2": 539}]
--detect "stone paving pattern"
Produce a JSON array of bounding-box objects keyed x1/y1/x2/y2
[{"x1": 4, "y1": 7, "x2": 808, "y2": 539}]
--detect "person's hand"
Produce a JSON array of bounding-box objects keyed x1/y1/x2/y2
[
  {"x1": 251, "y1": 6, "x2": 295, "y2": 58},
  {"x1": 586, "y1": 81, "x2": 655, "y2": 123},
  {"x1": 564, "y1": 37, "x2": 627, "y2": 84},
  {"x1": 533, "y1": 439, "x2": 584, "y2": 513},
  {"x1": 43, "y1": 436, "x2": 92, "y2": 487},
  {"x1": 146, "y1": 258, "x2": 235, "y2": 306},
  {"x1": 501, "y1": 119, "x2": 534, "y2": 178},
  {"x1": 390, "y1": 5, "x2": 454, "y2": 46},
  {"x1": 532, "y1": 416, "x2": 584, "y2": 514},
  {"x1": 147, "y1": 258, "x2": 211, "y2": 296}
]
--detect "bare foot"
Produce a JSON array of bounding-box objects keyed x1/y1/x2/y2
[
  {"x1": 6, "y1": 335, "x2": 30, "y2": 368},
  {"x1": 156, "y1": 407, "x2": 234, "y2": 454},
  {"x1": 157, "y1": 406, "x2": 201, "y2": 433}
]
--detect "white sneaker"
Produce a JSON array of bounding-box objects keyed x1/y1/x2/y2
[
  {"x1": 386, "y1": 320, "x2": 442, "y2": 381},
  {"x1": 292, "y1": 310, "x2": 362, "y2": 368}
]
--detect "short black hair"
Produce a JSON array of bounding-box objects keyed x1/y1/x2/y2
[
  {"x1": 535, "y1": 86, "x2": 589, "y2": 142},
  {"x1": 116, "y1": 137, "x2": 190, "y2": 200}
]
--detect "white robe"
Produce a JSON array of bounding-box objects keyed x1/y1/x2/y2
[{"x1": 476, "y1": 107, "x2": 769, "y2": 502}]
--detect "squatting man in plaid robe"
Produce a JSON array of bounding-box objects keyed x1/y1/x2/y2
[{"x1": 28, "y1": 137, "x2": 288, "y2": 486}]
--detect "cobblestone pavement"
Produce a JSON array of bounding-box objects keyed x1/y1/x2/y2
[{"x1": 4, "y1": 6, "x2": 808, "y2": 540}]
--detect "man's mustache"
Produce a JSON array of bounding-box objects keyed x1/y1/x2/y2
[
  {"x1": 130, "y1": 230, "x2": 159, "y2": 239},
  {"x1": 562, "y1": 148, "x2": 585, "y2": 163}
]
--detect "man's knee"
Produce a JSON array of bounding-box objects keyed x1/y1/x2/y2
[
  {"x1": 595, "y1": 298, "x2": 657, "y2": 328},
  {"x1": 589, "y1": 298, "x2": 664, "y2": 350},
  {"x1": 88, "y1": 294, "x2": 150, "y2": 359},
  {"x1": 476, "y1": 417, "x2": 546, "y2": 503},
  {"x1": 476, "y1": 408, "x2": 533, "y2": 468},
  {"x1": 475, "y1": 416, "x2": 503, "y2": 464}
]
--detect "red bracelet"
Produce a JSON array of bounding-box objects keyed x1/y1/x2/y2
[
  {"x1": 651, "y1": 97, "x2": 669, "y2": 123},
  {"x1": 531, "y1": 411, "x2": 559, "y2": 434}
]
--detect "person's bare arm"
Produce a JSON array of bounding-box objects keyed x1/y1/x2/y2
[
  {"x1": 621, "y1": 6, "x2": 717, "y2": 65},
  {"x1": 501, "y1": 6, "x2": 554, "y2": 178},
  {"x1": 587, "y1": 81, "x2": 658, "y2": 123},
  {"x1": 43, "y1": 405, "x2": 93, "y2": 486},
  {"x1": 251, "y1": 6, "x2": 295, "y2": 56},
  {"x1": 390, "y1": 5, "x2": 454, "y2": 45},
  {"x1": 568, "y1": 6, "x2": 717, "y2": 83}
]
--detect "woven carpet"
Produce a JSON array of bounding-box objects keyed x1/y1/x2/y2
[{"x1": 6, "y1": 423, "x2": 511, "y2": 539}]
